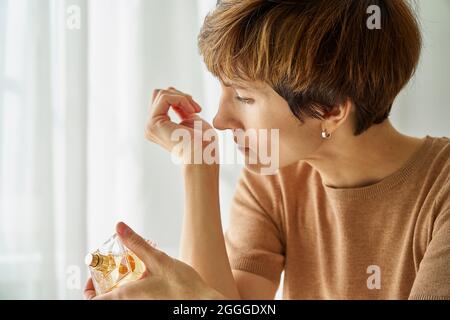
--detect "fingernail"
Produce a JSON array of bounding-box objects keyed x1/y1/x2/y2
[{"x1": 117, "y1": 222, "x2": 131, "y2": 236}]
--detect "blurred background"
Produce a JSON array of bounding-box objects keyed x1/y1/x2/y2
[{"x1": 0, "y1": 0, "x2": 449, "y2": 299}]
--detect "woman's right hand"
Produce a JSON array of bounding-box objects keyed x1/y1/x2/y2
[
  {"x1": 147, "y1": 89, "x2": 237, "y2": 299},
  {"x1": 145, "y1": 87, "x2": 216, "y2": 164}
]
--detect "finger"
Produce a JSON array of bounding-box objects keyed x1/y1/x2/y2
[
  {"x1": 143, "y1": 240, "x2": 157, "y2": 275},
  {"x1": 116, "y1": 222, "x2": 169, "y2": 274},
  {"x1": 145, "y1": 239, "x2": 157, "y2": 248},
  {"x1": 168, "y1": 87, "x2": 202, "y2": 112},
  {"x1": 150, "y1": 89, "x2": 174, "y2": 113},
  {"x1": 145, "y1": 117, "x2": 187, "y2": 152},
  {"x1": 157, "y1": 90, "x2": 197, "y2": 114},
  {"x1": 152, "y1": 89, "x2": 161, "y2": 103},
  {"x1": 96, "y1": 278, "x2": 158, "y2": 300},
  {"x1": 172, "y1": 105, "x2": 198, "y2": 122},
  {"x1": 119, "y1": 280, "x2": 156, "y2": 300},
  {"x1": 92, "y1": 290, "x2": 119, "y2": 300},
  {"x1": 84, "y1": 278, "x2": 96, "y2": 300},
  {"x1": 152, "y1": 93, "x2": 196, "y2": 119},
  {"x1": 172, "y1": 105, "x2": 189, "y2": 119}
]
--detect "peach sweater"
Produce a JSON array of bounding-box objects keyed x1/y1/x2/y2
[{"x1": 225, "y1": 136, "x2": 450, "y2": 299}]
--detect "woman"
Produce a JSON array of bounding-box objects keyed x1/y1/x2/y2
[{"x1": 85, "y1": 0, "x2": 449, "y2": 300}]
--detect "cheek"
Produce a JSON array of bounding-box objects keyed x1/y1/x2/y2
[
  {"x1": 278, "y1": 118, "x2": 323, "y2": 162},
  {"x1": 240, "y1": 98, "x2": 322, "y2": 161}
]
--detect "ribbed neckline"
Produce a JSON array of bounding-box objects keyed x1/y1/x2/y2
[{"x1": 323, "y1": 135, "x2": 434, "y2": 201}]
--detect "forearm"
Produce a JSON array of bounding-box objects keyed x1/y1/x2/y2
[{"x1": 180, "y1": 164, "x2": 240, "y2": 299}]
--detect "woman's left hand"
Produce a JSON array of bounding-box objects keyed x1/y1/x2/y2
[{"x1": 84, "y1": 222, "x2": 224, "y2": 300}]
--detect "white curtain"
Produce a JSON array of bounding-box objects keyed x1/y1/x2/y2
[
  {"x1": 0, "y1": 0, "x2": 449, "y2": 300},
  {"x1": 392, "y1": 1, "x2": 450, "y2": 137},
  {"x1": 0, "y1": 0, "x2": 223, "y2": 300}
]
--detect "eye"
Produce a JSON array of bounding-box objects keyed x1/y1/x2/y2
[{"x1": 235, "y1": 95, "x2": 254, "y2": 105}]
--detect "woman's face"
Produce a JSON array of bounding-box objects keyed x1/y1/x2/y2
[{"x1": 213, "y1": 81, "x2": 325, "y2": 174}]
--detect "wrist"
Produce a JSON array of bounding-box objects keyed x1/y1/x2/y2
[{"x1": 182, "y1": 164, "x2": 219, "y2": 178}]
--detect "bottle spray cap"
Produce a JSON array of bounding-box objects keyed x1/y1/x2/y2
[{"x1": 85, "y1": 253, "x2": 100, "y2": 267}]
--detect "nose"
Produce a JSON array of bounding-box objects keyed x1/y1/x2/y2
[
  {"x1": 212, "y1": 114, "x2": 228, "y2": 131},
  {"x1": 213, "y1": 103, "x2": 240, "y2": 131}
]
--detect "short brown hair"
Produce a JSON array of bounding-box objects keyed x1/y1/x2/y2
[{"x1": 198, "y1": 0, "x2": 422, "y2": 135}]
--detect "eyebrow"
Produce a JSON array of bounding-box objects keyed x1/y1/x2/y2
[
  {"x1": 222, "y1": 80, "x2": 269, "y2": 98},
  {"x1": 222, "y1": 81, "x2": 248, "y2": 90}
]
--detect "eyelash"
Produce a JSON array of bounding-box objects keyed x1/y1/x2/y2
[{"x1": 235, "y1": 96, "x2": 254, "y2": 105}]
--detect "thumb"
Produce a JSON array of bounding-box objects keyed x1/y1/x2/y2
[{"x1": 116, "y1": 222, "x2": 167, "y2": 274}]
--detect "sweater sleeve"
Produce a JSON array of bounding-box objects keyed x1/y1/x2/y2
[
  {"x1": 224, "y1": 168, "x2": 285, "y2": 286},
  {"x1": 409, "y1": 206, "x2": 450, "y2": 300}
]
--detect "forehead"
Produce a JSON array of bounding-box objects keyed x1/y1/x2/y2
[{"x1": 221, "y1": 79, "x2": 269, "y2": 94}]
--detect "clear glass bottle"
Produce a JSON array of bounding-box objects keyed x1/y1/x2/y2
[{"x1": 85, "y1": 234, "x2": 146, "y2": 295}]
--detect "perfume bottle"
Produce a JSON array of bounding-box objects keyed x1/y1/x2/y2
[{"x1": 85, "y1": 234, "x2": 146, "y2": 295}]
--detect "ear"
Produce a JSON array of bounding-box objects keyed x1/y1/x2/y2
[{"x1": 322, "y1": 99, "x2": 354, "y2": 134}]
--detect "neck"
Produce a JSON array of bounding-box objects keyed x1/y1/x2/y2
[{"x1": 305, "y1": 120, "x2": 426, "y2": 189}]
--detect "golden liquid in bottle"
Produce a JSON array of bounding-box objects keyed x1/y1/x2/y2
[
  {"x1": 87, "y1": 250, "x2": 145, "y2": 293},
  {"x1": 115, "y1": 251, "x2": 146, "y2": 285}
]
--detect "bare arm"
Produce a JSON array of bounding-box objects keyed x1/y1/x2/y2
[
  {"x1": 145, "y1": 87, "x2": 276, "y2": 300},
  {"x1": 180, "y1": 164, "x2": 241, "y2": 299},
  {"x1": 180, "y1": 165, "x2": 279, "y2": 300},
  {"x1": 233, "y1": 270, "x2": 279, "y2": 300}
]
